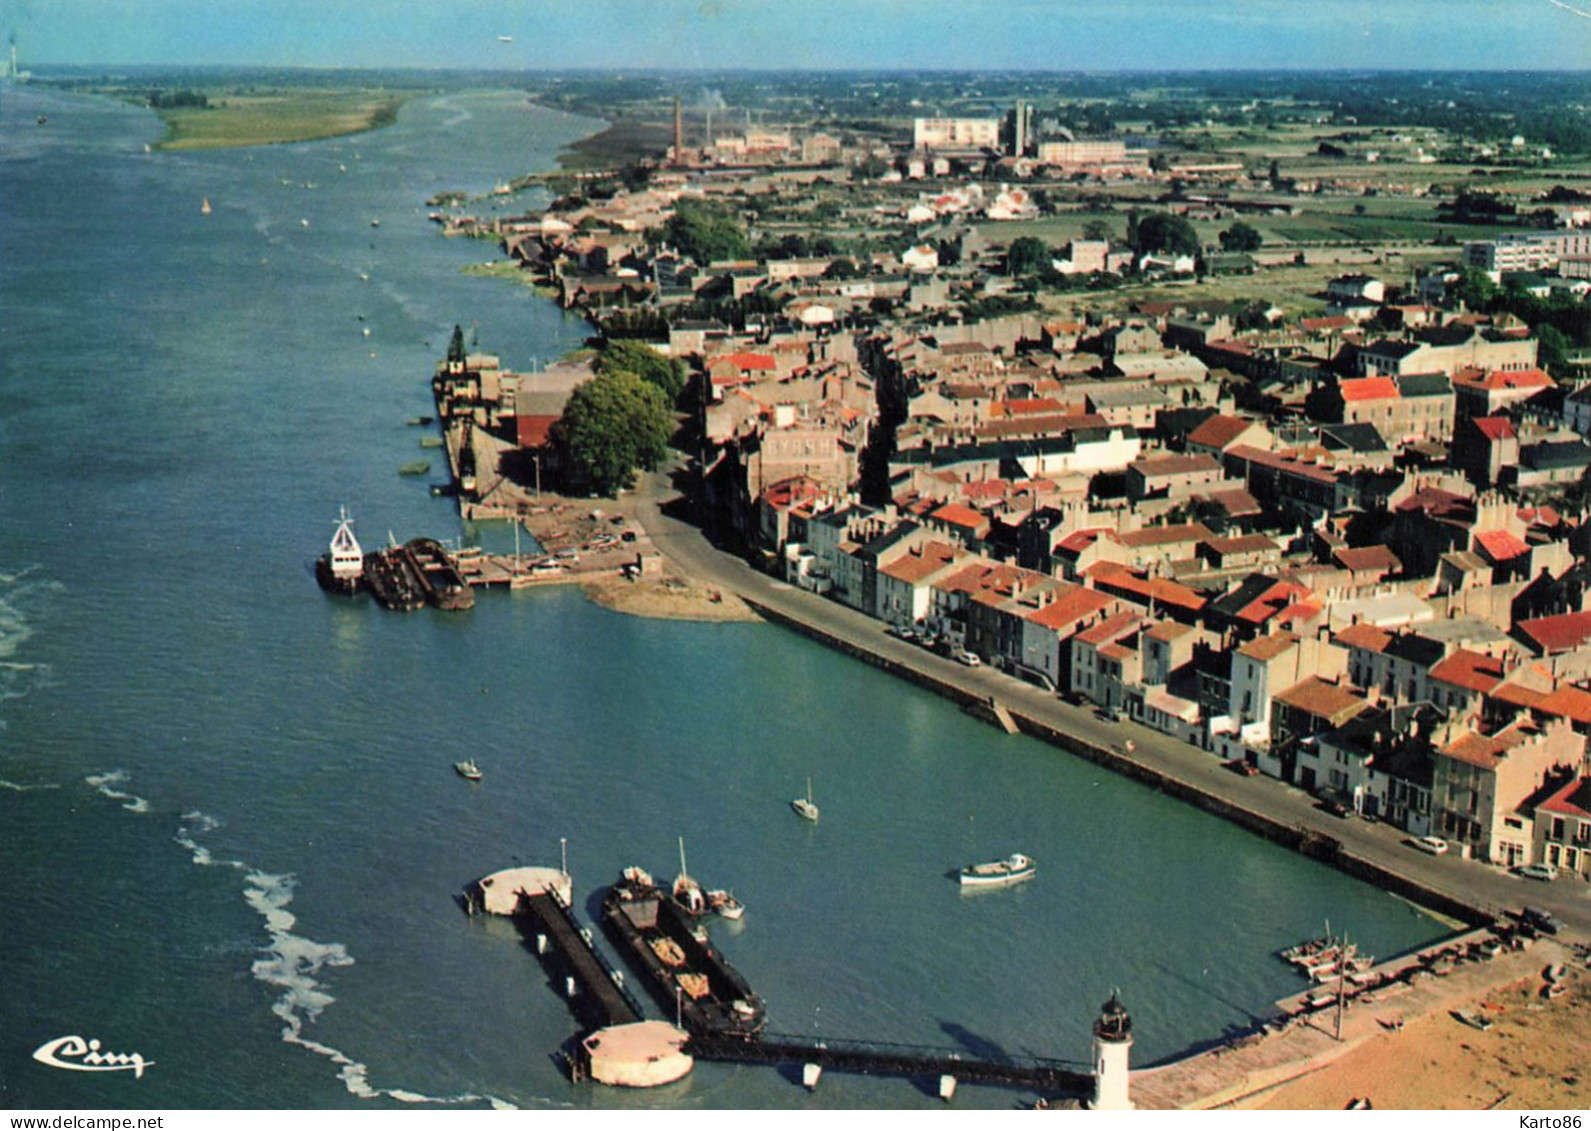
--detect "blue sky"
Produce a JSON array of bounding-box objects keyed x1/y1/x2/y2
[{"x1": 8, "y1": 0, "x2": 1591, "y2": 70}]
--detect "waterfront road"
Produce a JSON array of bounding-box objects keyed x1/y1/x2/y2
[{"x1": 632, "y1": 473, "x2": 1591, "y2": 943}]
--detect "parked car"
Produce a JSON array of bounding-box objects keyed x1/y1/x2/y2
[
  {"x1": 1514, "y1": 862, "x2": 1560, "y2": 882},
  {"x1": 1521, "y1": 906, "x2": 1561, "y2": 935},
  {"x1": 1223, "y1": 758, "x2": 1260, "y2": 777},
  {"x1": 955, "y1": 650, "x2": 981, "y2": 667},
  {"x1": 1408, "y1": 835, "x2": 1449, "y2": 856},
  {"x1": 1317, "y1": 797, "x2": 1351, "y2": 819}
]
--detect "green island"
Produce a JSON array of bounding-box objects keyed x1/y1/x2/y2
[{"x1": 149, "y1": 88, "x2": 407, "y2": 149}]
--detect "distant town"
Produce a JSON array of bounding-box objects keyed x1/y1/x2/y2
[{"x1": 416, "y1": 70, "x2": 1591, "y2": 895}]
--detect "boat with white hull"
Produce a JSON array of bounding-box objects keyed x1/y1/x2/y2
[{"x1": 959, "y1": 853, "x2": 1036, "y2": 888}]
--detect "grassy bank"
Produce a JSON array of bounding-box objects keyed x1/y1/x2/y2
[
  {"x1": 557, "y1": 114, "x2": 671, "y2": 171},
  {"x1": 153, "y1": 90, "x2": 411, "y2": 150}
]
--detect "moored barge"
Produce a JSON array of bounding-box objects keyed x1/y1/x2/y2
[
  {"x1": 406, "y1": 537, "x2": 476, "y2": 610},
  {"x1": 601, "y1": 871, "x2": 765, "y2": 1038}
]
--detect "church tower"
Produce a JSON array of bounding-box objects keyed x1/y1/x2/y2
[{"x1": 1091, "y1": 991, "x2": 1133, "y2": 1111}]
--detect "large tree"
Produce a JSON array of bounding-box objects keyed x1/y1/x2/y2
[
  {"x1": 595, "y1": 339, "x2": 687, "y2": 404},
  {"x1": 1132, "y1": 211, "x2": 1201, "y2": 257},
  {"x1": 661, "y1": 198, "x2": 749, "y2": 265},
  {"x1": 1005, "y1": 235, "x2": 1053, "y2": 277},
  {"x1": 1218, "y1": 221, "x2": 1263, "y2": 252},
  {"x1": 553, "y1": 370, "x2": 673, "y2": 496}
]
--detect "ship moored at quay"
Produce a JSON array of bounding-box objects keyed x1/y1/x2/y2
[
  {"x1": 601, "y1": 866, "x2": 766, "y2": 1038},
  {"x1": 313, "y1": 511, "x2": 474, "y2": 612}
]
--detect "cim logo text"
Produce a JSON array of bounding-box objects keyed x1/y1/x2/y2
[{"x1": 32, "y1": 1035, "x2": 154, "y2": 1078}]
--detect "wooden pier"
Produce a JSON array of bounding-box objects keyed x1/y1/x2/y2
[
  {"x1": 686, "y1": 1031, "x2": 1093, "y2": 1096},
  {"x1": 513, "y1": 888, "x2": 644, "y2": 1033}
]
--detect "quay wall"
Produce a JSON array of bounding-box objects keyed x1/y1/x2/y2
[{"x1": 741, "y1": 598, "x2": 1492, "y2": 930}]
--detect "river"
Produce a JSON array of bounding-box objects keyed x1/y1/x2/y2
[{"x1": 0, "y1": 81, "x2": 1447, "y2": 1110}]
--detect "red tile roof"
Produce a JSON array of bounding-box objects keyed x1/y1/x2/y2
[
  {"x1": 1535, "y1": 685, "x2": 1591, "y2": 726},
  {"x1": 1087, "y1": 562, "x2": 1207, "y2": 612},
  {"x1": 1275, "y1": 676, "x2": 1367, "y2": 720},
  {"x1": 929, "y1": 502, "x2": 988, "y2": 532},
  {"x1": 1336, "y1": 622, "x2": 1393, "y2": 653},
  {"x1": 1474, "y1": 529, "x2": 1531, "y2": 563},
  {"x1": 1026, "y1": 587, "x2": 1116, "y2": 631},
  {"x1": 1333, "y1": 545, "x2": 1402, "y2": 574},
  {"x1": 1518, "y1": 611, "x2": 1591, "y2": 655},
  {"x1": 1118, "y1": 522, "x2": 1215, "y2": 549},
  {"x1": 1454, "y1": 366, "x2": 1553, "y2": 391},
  {"x1": 1187, "y1": 414, "x2": 1260, "y2": 450},
  {"x1": 1074, "y1": 611, "x2": 1144, "y2": 647},
  {"x1": 1488, "y1": 682, "x2": 1549, "y2": 710},
  {"x1": 515, "y1": 414, "x2": 559, "y2": 449},
  {"x1": 1339, "y1": 376, "x2": 1400, "y2": 402},
  {"x1": 1537, "y1": 775, "x2": 1591, "y2": 820},
  {"x1": 1471, "y1": 416, "x2": 1517, "y2": 442},
  {"x1": 1428, "y1": 649, "x2": 1509, "y2": 694}
]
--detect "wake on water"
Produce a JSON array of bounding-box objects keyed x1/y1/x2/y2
[{"x1": 69, "y1": 782, "x2": 517, "y2": 1108}]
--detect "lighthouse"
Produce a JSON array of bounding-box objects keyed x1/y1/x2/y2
[{"x1": 1090, "y1": 991, "x2": 1133, "y2": 1111}]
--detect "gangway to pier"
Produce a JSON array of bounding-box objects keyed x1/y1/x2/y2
[
  {"x1": 685, "y1": 1030, "x2": 1094, "y2": 1096},
  {"x1": 515, "y1": 888, "x2": 643, "y2": 1032}
]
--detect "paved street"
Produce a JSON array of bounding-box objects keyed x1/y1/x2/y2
[{"x1": 632, "y1": 473, "x2": 1591, "y2": 942}]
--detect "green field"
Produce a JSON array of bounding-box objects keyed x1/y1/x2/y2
[{"x1": 152, "y1": 90, "x2": 409, "y2": 150}]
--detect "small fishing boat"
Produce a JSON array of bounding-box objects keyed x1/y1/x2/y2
[
  {"x1": 959, "y1": 853, "x2": 1036, "y2": 888},
  {"x1": 399, "y1": 460, "x2": 430, "y2": 476},
  {"x1": 708, "y1": 890, "x2": 745, "y2": 920},
  {"x1": 454, "y1": 759, "x2": 482, "y2": 782},
  {"x1": 419, "y1": 435, "x2": 444, "y2": 448},
  {"x1": 791, "y1": 777, "x2": 819, "y2": 822},
  {"x1": 407, "y1": 416, "x2": 435, "y2": 426}
]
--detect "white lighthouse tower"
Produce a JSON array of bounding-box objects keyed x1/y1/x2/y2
[{"x1": 1090, "y1": 991, "x2": 1134, "y2": 1111}]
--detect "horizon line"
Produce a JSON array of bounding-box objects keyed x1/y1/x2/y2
[{"x1": 26, "y1": 62, "x2": 1591, "y2": 76}]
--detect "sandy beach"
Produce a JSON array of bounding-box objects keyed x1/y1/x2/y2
[
  {"x1": 583, "y1": 576, "x2": 758, "y2": 622},
  {"x1": 1248, "y1": 960, "x2": 1588, "y2": 1110}
]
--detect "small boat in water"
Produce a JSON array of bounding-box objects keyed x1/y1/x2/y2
[
  {"x1": 399, "y1": 460, "x2": 430, "y2": 476},
  {"x1": 959, "y1": 853, "x2": 1036, "y2": 888},
  {"x1": 201, "y1": 197, "x2": 212, "y2": 215},
  {"x1": 791, "y1": 777, "x2": 819, "y2": 822},
  {"x1": 708, "y1": 890, "x2": 744, "y2": 920},
  {"x1": 672, "y1": 837, "x2": 707, "y2": 916},
  {"x1": 455, "y1": 759, "x2": 482, "y2": 781}
]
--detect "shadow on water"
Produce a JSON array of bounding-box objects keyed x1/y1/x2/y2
[{"x1": 939, "y1": 1019, "x2": 1014, "y2": 1063}]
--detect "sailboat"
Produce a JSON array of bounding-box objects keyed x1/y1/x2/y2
[
  {"x1": 671, "y1": 836, "x2": 706, "y2": 915},
  {"x1": 200, "y1": 197, "x2": 212, "y2": 215},
  {"x1": 791, "y1": 778, "x2": 819, "y2": 822}
]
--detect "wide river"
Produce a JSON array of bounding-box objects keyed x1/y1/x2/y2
[{"x1": 0, "y1": 83, "x2": 1447, "y2": 1110}]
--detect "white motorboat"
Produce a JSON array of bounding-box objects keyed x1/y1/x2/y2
[
  {"x1": 959, "y1": 853, "x2": 1036, "y2": 888},
  {"x1": 454, "y1": 759, "x2": 482, "y2": 782}
]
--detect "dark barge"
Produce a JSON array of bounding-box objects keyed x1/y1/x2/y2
[
  {"x1": 406, "y1": 537, "x2": 475, "y2": 610},
  {"x1": 359, "y1": 538, "x2": 473, "y2": 612},
  {"x1": 601, "y1": 872, "x2": 765, "y2": 1038}
]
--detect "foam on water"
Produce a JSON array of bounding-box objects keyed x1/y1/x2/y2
[
  {"x1": 0, "y1": 566, "x2": 61, "y2": 703},
  {"x1": 0, "y1": 778, "x2": 61, "y2": 792},
  {"x1": 85, "y1": 769, "x2": 151, "y2": 813}
]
